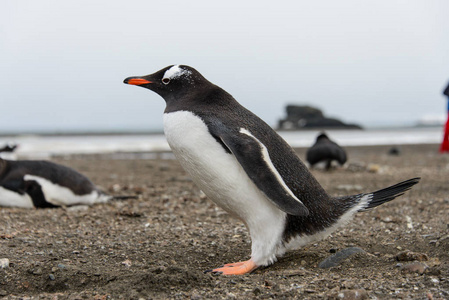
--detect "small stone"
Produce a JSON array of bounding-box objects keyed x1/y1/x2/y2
[
  {"x1": 33, "y1": 267, "x2": 43, "y2": 275},
  {"x1": 66, "y1": 205, "x2": 89, "y2": 212},
  {"x1": 405, "y1": 216, "x2": 414, "y2": 229},
  {"x1": 388, "y1": 147, "x2": 401, "y2": 155},
  {"x1": 49, "y1": 274, "x2": 55, "y2": 280},
  {"x1": 430, "y1": 278, "x2": 439, "y2": 284},
  {"x1": 367, "y1": 164, "x2": 380, "y2": 173},
  {"x1": 191, "y1": 293, "x2": 203, "y2": 300},
  {"x1": 133, "y1": 186, "x2": 145, "y2": 194},
  {"x1": 0, "y1": 290, "x2": 7, "y2": 297},
  {"x1": 57, "y1": 264, "x2": 66, "y2": 269},
  {"x1": 109, "y1": 184, "x2": 121, "y2": 192},
  {"x1": 396, "y1": 251, "x2": 429, "y2": 262},
  {"x1": 346, "y1": 162, "x2": 366, "y2": 172},
  {"x1": 121, "y1": 259, "x2": 132, "y2": 267},
  {"x1": 400, "y1": 262, "x2": 427, "y2": 274},
  {"x1": 327, "y1": 289, "x2": 368, "y2": 300},
  {"x1": 253, "y1": 287, "x2": 262, "y2": 296},
  {"x1": 319, "y1": 247, "x2": 365, "y2": 268},
  {"x1": 0, "y1": 258, "x2": 9, "y2": 269}
]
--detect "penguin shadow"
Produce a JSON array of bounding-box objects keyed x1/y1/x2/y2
[
  {"x1": 284, "y1": 248, "x2": 323, "y2": 266},
  {"x1": 251, "y1": 247, "x2": 324, "y2": 275}
]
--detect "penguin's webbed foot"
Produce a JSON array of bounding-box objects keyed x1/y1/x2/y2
[{"x1": 205, "y1": 259, "x2": 257, "y2": 275}]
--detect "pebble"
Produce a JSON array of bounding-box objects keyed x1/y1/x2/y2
[
  {"x1": 33, "y1": 267, "x2": 43, "y2": 275},
  {"x1": 0, "y1": 258, "x2": 9, "y2": 269},
  {"x1": 49, "y1": 274, "x2": 55, "y2": 280},
  {"x1": 109, "y1": 183, "x2": 121, "y2": 192},
  {"x1": 396, "y1": 251, "x2": 428, "y2": 262},
  {"x1": 319, "y1": 247, "x2": 365, "y2": 268},
  {"x1": 367, "y1": 164, "x2": 381, "y2": 173},
  {"x1": 388, "y1": 147, "x2": 401, "y2": 155},
  {"x1": 66, "y1": 205, "x2": 89, "y2": 212},
  {"x1": 400, "y1": 262, "x2": 428, "y2": 274},
  {"x1": 346, "y1": 162, "x2": 366, "y2": 172},
  {"x1": 252, "y1": 287, "x2": 262, "y2": 296},
  {"x1": 327, "y1": 289, "x2": 368, "y2": 300},
  {"x1": 121, "y1": 259, "x2": 132, "y2": 267}
]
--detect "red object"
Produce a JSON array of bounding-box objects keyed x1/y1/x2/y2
[{"x1": 440, "y1": 105, "x2": 449, "y2": 153}]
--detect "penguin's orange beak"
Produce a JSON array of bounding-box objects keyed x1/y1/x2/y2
[{"x1": 123, "y1": 77, "x2": 152, "y2": 85}]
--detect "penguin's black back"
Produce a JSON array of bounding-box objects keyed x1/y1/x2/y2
[
  {"x1": 306, "y1": 136, "x2": 347, "y2": 166},
  {"x1": 0, "y1": 159, "x2": 96, "y2": 195}
]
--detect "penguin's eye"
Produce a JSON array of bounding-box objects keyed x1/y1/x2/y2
[{"x1": 162, "y1": 78, "x2": 170, "y2": 85}]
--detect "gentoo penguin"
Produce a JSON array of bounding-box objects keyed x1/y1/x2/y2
[
  {"x1": 0, "y1": 143, "x2": 18, "y2": 153},
  {"x1": 0, "y1": 158, "x2": 111, "y2": 208},
  {"x1": 124, "y1": 65, "x2": 420, "y2": 275},
  {"x1": 306, "y1": 133, "x2": 347, "y2": 170},
  {"x1": 0, "y1": 143, "x2": 18, "y2": 160}
]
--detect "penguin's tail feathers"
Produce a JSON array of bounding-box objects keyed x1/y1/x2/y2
[{"x1": 359, "y1": 177, "x2": 420, "y2": 211}]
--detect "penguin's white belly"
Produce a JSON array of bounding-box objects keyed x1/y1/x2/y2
[
  {"x1": 24, "y1": 175, "x2": 110, "y2": 206},
  {"x1": 0, "y1": 186, "x2": 34, "y2": 208},
  {"x1": 163, "y1": 111, "x2": 282, "y2": 222}
]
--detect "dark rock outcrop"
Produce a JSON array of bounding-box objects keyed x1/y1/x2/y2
[{"x1": 278, "y1": 105, "x2": 362, "y2": 130}]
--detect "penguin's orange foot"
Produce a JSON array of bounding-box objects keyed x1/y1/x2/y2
[{"x1": 207, "y1": 259, "x2": 257, "y2": 275}]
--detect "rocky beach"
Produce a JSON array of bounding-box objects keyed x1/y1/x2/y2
[{"x1": 1, "y1": 143, "x2": 448, "y2": 299}]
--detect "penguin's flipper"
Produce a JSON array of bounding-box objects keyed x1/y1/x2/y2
[
  {"x1": 0, "y1": 180, "x2": 26, "y2": 195},
  {"x1": 214, "y1": 127, "x2": 309, "y2": 216},
  {"x1": 23, "y1": 180, "x2": 58, "y2": 208}
]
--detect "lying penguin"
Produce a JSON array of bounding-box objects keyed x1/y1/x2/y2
[
  {"x1": 124, "y1": 65, "x2": 420, "y2": 275},
  {"x1": 307, "y1": 133, "x2": 347, "y2": 170},
  {"x1": 0, "y1": 158, "x2": 111, "y2": 208}
]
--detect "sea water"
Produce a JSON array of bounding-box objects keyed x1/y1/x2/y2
[{"x1": 0, "y1": 126, "x2": 444, "y2": 159}]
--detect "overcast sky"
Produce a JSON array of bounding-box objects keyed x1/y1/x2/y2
[{"x1": 1, "y1": 0, "x2": 448, "y2": 133}]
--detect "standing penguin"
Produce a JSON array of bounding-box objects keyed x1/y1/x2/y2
[
  {"x1": 124, "y1": 65, "x2": 419, "y2": 275},
  {"x1": 307, "y1": 133, "x2": 347, "y2": 170},
  {"x1": 0, "y1": 158, "x2": 111, "y2": 208}
]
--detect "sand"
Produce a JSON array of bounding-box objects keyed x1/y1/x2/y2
[{"x1": 0, "y1": 143, "x2": 448, "y2": 299}]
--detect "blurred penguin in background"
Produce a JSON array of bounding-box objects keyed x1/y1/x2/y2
[
  {"x1": 306, "y1": 133, "x2": 347, "y2": 170},
  {"x1": 0, "y1": 158, "x2": 112, "y2": 208},
  {"x1": 0, "y1": 143, "x2": 18, "y2": 160},
  {"x1": 0, "y1": 143, "x2": 17, "y2": 153}
]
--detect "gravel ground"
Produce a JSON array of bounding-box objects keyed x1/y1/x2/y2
[{"x1": 0, "y1": 143, "x2": 448, "y2": 299}]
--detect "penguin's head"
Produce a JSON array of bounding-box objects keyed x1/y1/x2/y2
[
  {"x1": 316, "y1": 132, "x2": 329, "y2": 141},
  {"x1": 124, "y1": 65, "x2": 208, "y2": 101}
]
